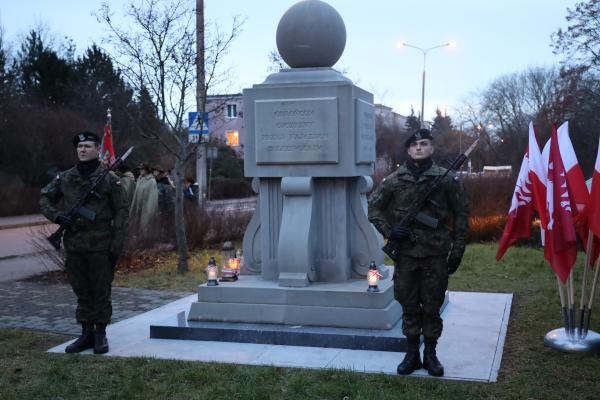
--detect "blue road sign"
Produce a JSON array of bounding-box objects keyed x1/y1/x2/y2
[{"x1": 188, "y1": 111, "x2": 209, "y2": 143}]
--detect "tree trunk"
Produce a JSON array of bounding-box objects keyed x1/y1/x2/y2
[{"x1": 174, "y1": 144, "x2": 189, "y2": 273}]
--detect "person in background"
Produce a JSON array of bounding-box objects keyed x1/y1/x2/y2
[
  {"x1": 116, "y1": 164, "x2": 136, "y2": 207},
  {"x1": 129, "y1": 163, "x2": 159, "y2": 236},
  {"x1": 184, "y1": 177, "x2": 199, "y2": 201}
]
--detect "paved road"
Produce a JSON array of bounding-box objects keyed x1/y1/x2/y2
[
  {"x1": 0, "y1": 224, "x2": 60, "y2": 282},
  {"x1": 0, "y1": 280, "x2": 192, "y2": 336},
  {"x1": 0, "y1": 215, "x2": 193, "y2": 337}
]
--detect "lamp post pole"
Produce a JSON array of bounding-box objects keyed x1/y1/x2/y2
[{"x1": 398, "y1": 41, "x2": 455, "y2": 128}]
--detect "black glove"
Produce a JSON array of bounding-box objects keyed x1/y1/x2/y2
[
  {"x1": 447, "y1": 254, "x2": 462, "y2": 275},
  {"x1": 390, "y1": 224, "x2": 411, "y2": 241},
  {"x1": 55, "y1": 213, "x2": 73, "y2": 229}
]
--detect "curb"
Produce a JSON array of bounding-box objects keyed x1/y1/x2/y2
[{"x1": 0, "y1": 220, "x2": 53, "y2": 231}]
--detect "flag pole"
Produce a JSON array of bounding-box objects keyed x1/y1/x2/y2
[
  {"x1": 584, "y1": 256, "x2": 600, "y2": 337},
  {"x1": 578, "y1": 230, "x2": 594, "y2": 337},
  {"x1": 556, "y1": 275, "x2": 569, "y2": 336},
  {"x1": 568, "y1": 270, "x2": 576, "y2": 339}
]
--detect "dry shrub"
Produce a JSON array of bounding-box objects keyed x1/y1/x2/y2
[
  {"x1": 210, "y1": 178, "x2": 254, "y2": 200},
  {"x1": 204, "y1": 209, "x2": 251, "y2": 245},
  {"x1": 184, "y1": 202, "x2": 210, "y2": 249},
  {"x1": 27, "y1": 224, "x2": 66, "y2": 272},
  {"x1": 123, "y1": 201, "x2": 252, "y2": 255},
  {"x1": 462, "y1": 175, "x2": 514, "y2": 217},
  {"x1": 466, "y1": 210, "x2": 542, "y2": 246},
  {"x1": 0, "y1": 179, "x2": 40, "y2": 217},
  {"x1": 463, "y1": 175, "x2": 543, "y2": 244},
  {"x1": 468, "y1": 215, "x2": 507, "y2": 242}
]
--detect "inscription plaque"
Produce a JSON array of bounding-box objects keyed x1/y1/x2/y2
[
  {"x1": 355, "y1": 99, "x2": 375, "y2": 164},
  {"x1": 255, "y1": 98, "x2": 339, "y2": 164}
]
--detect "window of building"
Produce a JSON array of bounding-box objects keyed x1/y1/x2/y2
[
  {"x1": 226, "y1": 104, "x2": 237, "y2": 119},
  {"x1": 226, "y1": 130, "x2": 239, "y2": 146}
]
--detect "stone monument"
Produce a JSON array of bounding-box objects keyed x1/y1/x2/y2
[{"x1": 185, "y1": 0, "x2": 400, "y2": 330}]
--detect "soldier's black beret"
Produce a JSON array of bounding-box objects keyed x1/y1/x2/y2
[
  {"x1": 73, "y1": 131, "x2": 101, "y2": 146},
  {"x1": 405, "y1": 129, "x2": 433, "y2": 148}
]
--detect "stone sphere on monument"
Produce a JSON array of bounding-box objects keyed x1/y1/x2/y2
[{"x1": 276, "y1": 0, "x2": 346, "y2": 68}]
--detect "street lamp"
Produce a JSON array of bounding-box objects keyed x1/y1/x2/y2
[{"x1": 397, "y1": 40, "x2": 456, "y2": 127}]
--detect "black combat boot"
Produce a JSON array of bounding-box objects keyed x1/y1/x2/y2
[
  {"x1": 93, "y1": 323, "x2": 109, "y2": 354},
  {"x1": 65, "y1": 321, "x2": 94, "y2": 353},
  {"x1": 397, "y1": 336, "x2": 422, "y2": 375},
  {"x1": 423, "y1": 338, "x2": 444, "y2": 377}
]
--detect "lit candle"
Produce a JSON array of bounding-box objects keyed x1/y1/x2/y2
[
  {"x1": 367, "y1": 261, "x2": 380, "y2": 293},
  {"x1": 206, "y1": 256, "x2": 219, "y2": 286}
]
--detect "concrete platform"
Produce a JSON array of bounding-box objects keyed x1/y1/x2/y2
[
  {"x1": 188, "y1": 274, "x2": 403, "y2": 329},
  {"x1": 151, "y1": 317, "x2": 411, "y2": 352},
  {"x1": 151, "y1": 293, "x2": 448, "y2": 352},
  {"x1": 48, "y1": 291, "x2": 512, "y2": 382}
]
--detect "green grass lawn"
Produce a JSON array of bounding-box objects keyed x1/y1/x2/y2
[{"x1": 1, "y1": 243, "x2": 599, "y2": 399}]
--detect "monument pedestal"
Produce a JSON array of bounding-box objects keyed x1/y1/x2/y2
[
  {"x1": 151, "y1": 273, "x2": 449, "y2": 351},
  {"x1": 151, "y1": 316, "x2": 410, "y2": 352},
  {"x1": 187, "y1": 274, "x2": 400, "y2": 329}
]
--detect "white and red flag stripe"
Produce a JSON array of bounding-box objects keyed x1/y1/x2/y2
[
  {"x1": 588, "y1": 137, "x2": 600, "y2": 265},
  {"x1": 590, "y1": 138, "x2": 600, "y2": 239},
  {"x1": 542, "y1": 122, "x2": 590, "y2": 238},
  {"x1": 528, "y1": 122, "x2": 548, "y2": 229},
  {"x1": 496, "y1": 131, "x2": 545, "y2": 261},
  {"x1": 101, "y1": 112, "x2": 116, "y2": 166},
  {"x1": 544, "y1": 123, "x2": 578, "y2": 282},
  {"x1": 496, "y1": 146, "x2": 535, "y2": 261}
]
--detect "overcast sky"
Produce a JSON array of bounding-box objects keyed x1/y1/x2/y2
[{"x1": 0, "y1": 0, "x2": 576, "y2": 120}]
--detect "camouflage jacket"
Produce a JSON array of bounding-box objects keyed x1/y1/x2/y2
[
  {"x1": 368, "y1": 161, "x2": 469, "y2": 258},
  {"x1": 40, "y1": 165, "x2": 129, "y2": 254}
]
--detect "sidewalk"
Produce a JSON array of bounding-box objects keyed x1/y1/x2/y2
[
  {"x1": 0, "y1": 214, "x2": 51, "y2": 230},
  {"x1": 0, "y1": 280, "x2": 192, "y2": 336}
]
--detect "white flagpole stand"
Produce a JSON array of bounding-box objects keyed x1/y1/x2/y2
[
  {"x1": 544, "y1": 249, "x2": 600, "y2": 355},
  {"x1": 544, "y1": 328, "x2": 600, "y2": 354}
]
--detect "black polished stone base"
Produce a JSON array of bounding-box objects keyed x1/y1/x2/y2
[{"x1": 150, "y1": 311, "x2": 413, "y2": 352}]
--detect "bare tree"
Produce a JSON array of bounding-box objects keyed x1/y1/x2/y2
[
  {"x1": 552, "y1": 0, "x2": 600, "y2": 72},
  {"x1": 475, "y1": 67, "x2": 560, "y2": 168},
  {"x1": 96, "y1": 0, "x2": 243, "y2": 273},
  {"x1": 267, "y1": 48, "x2": 289, "y2": 73}
]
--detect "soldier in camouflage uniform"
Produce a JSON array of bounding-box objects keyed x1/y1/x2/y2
[
  {"x1": 368, "y1": 129, "x2": 469, "y2": 377},
  {"x1": 40, "y1": 131, "x2": 129, "y2": 354}
]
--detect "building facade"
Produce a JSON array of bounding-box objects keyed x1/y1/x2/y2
[
  {"x1": 374, "y1": 103, "x2": 407, "y2": 130},
  {"x1": 206, "y1": 93, "x2": 244, "y2": 153}
]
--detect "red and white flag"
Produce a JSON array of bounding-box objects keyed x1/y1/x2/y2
[
  {"x1": 542, "y1": 121, "x2": 590, "y2": 238},
  {"x1": 544, "y1": 123, "x2": 578, "y2": 283},
  {"x1": 496, "y1": 147, "x2": 535, "y2": 261},
  {"x1": 101, "y1": 110, "x2": 116, "y2": 165},
  {"x1": 528, "y1": 122, "x2": 548, "y2": 229},
  {"x1": 588, "y1": 137, "x2": 600, "y2": 264},
  {"x1": 590, "y1": 138, "x2": 600, "y2": 238}
]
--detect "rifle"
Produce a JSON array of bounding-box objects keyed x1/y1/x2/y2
[
  {"x1": 382, "y1": 139, "x2": 479, "y2": 261},
  {"x1": 47, "y1": 146, "x2": 134, "y2": 250}
]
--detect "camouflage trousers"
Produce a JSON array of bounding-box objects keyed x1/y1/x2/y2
[
  {"x1": 394, "y1": 254, "x2": 448, "y2": 340},
  {"x1": 65, "y1": 251, "x2": 115, "y2": 325}
]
